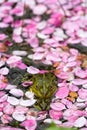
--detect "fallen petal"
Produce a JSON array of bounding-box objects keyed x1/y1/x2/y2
[
  {"x1": 74, "y1": 117, "x2": 86, "y2": 127},
  {"x1": 20, "y1": 99, "x2": 36, "y2": 107},
  {"x1": 9, "y1": 88, "x2": 24, "y2": 97},
  {"x1": 27, "y1": 66, "x2": 40, "y2": 74},
  {"x1": 0, "y1": 67, "x2": 9, "y2": 75},
  {"x1": 12, "y1": 112, "x2": 26, "y2": 122},
  {"x1": 25, "y1": 91, "x2": 34, "y2": 99},
  {"x1": 72, "y1": 79, "x2": 87, "y2": 85},
  {"x1": 50, "y1": 102, "x2": 66, "y2": 111},
  {"x1": 7, "y1": 96, "x2": 19, "y2": 106},
  {"x1": 56, "y1": 86, "x2": 69, "y2": 99}
]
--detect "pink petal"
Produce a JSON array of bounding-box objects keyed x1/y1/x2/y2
[
  {"x1": 69, "y1": 84, "x2": 79, "y2": 91},
  {"x1": 70, "y1": 49, "x2": 78, "y2": 56},
  {"x1": 3, "y1": 16, "x2": 13, "y2": 23},
  {"x1": 22, "y1": 81, "x2": 33, "y2": 87},
  {"x1": 16, "y1": 61, "x2": 27, "y2": 69},
  {"x1": 78, "y1": 88, "x2": 87, "y2": 99},
  {"x1": 0, "y1": 127, "x2": 24, "y2": 130},
  {"x1": 6, "y1": 56, "x2": 22, "y2": 64},
  {"x1": 74, "y1": 68, "x2": 87, "y2": 78},
  {"x1": 56, "y1": 86, "x2": 69, "y2": 99},
  {"x1": 66, "y1": 61, "x2": 77, "y2": 67},
  {"x1": 3, "y1": 104, "x2": 14, "y2": 115},
  {"x1": 0, "y1": 82, "x2": 7, "y2": 90},
  {"x1": 20, "y1": 119, "x2": 37, "y2": 130},
  {"x1": 57, "y1": 72, "x2": 68, "y2": 79},
  {"x1": 81, "y1": 128, "x2": 87, "y2": 130},
  {"x1": 10, "y1": 7, "x2": 24, "y2": 16},
  {"x1": 42, "y1": 27, "x2": 54, "y2": 34},
  {"x1": 1, "y1": 114, "x2": 12, "y2": 124},
  {"x1": 50, "y1": 102, "x2": 66, "y2": 111},
  {"x1": 15, "y1": 106, "x2": 28, "y2": 114},
  {"x1": 49, "y1": 109, "x2": 62, "y2": 120},
  {"x1": 13, "y1": 35, "x2": 23, "y2": 43},
  {"x1": 0, "y1": 94, "x2": 8, "y2": 102},
  {"x1": 72, "y1": 79, "x2": 87, "y2": 85},
  {"x1": 0, "y1": 34, "x2": 7, "y2": 40},
  {"x1": 82, "y1": 39, "x2": 87, "y2": 47}
]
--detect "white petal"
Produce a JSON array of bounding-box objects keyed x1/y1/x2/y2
[
  {"x1": 82, "y1": 84, "x2": 87, "y2": 89},
  {"x1": 76, "y1": 103, "x2": 86, "y2": 108},
  {"x1": 77, "y1": 29, "x2": 87, "y2": 38},
  {"x1": 20, "y1": 99, "x2": 36, "y2": 107},
  {"x1": 25, "y1": 91, "x2": 34, "y2": 99},
  {"x1": 44, "y1": 118, "x2": 53, "y2": 123},
  {"x1": 9, "y1": 88, "x2": 24, "y2": 97},
  {"x1": 53, "y1": 28, "x2": 67, "y2": 40},
  {"x1": 12, "y1": 112, "x2": 26, "y2": 122},
  {"x1": 12, "y1": 50, "x2": 27, "y2": 56},
  {"x1": 0, "y1": 0, "x2": 5, "y2": 3},
  {"x1": 7, "y1": 96, "x2": 19, "y2": 106},
  {"x1": 22, "y1": 0, "x2": 36, "y2": 9},
  {"x1": 77, "y1": 97, "x2": 86, "y2": 102},
  {"x1": 82, "y1": 39, "x2": 87, "y2": 47},
  {"x1": 33, "y1": 4, "x2": 47, "y2": 15},
  {"x1": 44, "y1": 118, "x2": 62, "y2": 125},
  {"x1": 85, "y1": 107, "x2": 87, "y2": 111},
  {"x1": 37, "y1": 32, "x2": 48, "y2": 39},
  {"x1": 33, "y1": 53, "x2": 44, "y2": 60},
  {"x1": 13, "y1": 27, "x2": 22, "y2": 35},
  {"x1": 0, "y1": 67, "x2": 9, "y2": 75},
  {"x1": 5, "y1": 84, "x2": 17, "y2": 90},
  {"x1": 67, "y1": 73, "x2": 74, "y2": 81},
  {"x1": 37, "y1": 21, "x2": 46, "y2": 30},
  {"x1": 74, "y1": 117, "x2": 86, "y2": 127},
  {"x1": 0, "y1": 61, "x2": 5, "y2": 67},
  {"x1": 27, "y1": 66, "x2": 40, "y2": 74},
  {"x1": 27, "y1": 54, "x2": 33, "y2": 59}
]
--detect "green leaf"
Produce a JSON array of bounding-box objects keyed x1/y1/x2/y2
[{"x1": 45, "y1": 123, "x2": 78, "y2": 130}]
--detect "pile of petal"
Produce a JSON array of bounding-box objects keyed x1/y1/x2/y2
[{"x1": 0, "y1": 0, "x2": 87, "y2": 130}]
